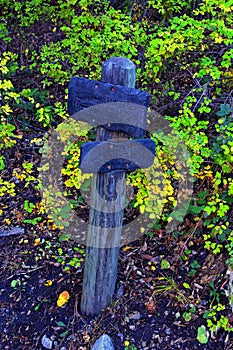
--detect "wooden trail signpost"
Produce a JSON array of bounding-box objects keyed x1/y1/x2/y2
[{"x1": 68, "y1": 57, "x2": 155, "y2": 316}]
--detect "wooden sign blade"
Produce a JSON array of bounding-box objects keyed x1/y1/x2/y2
[
  {"x1": 79, "y1": 139, "x2": 155, "y2": 173},
  {"x1": 68, "y1": 77, "x2": 150, "y2": 138}
]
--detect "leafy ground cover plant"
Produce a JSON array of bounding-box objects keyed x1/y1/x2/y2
[{"x1": 0, "y1": 0, "x2": 233, "y2": 348}]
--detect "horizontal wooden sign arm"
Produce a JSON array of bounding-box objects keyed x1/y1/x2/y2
[
  {"x1": 68, "y1": 77, "x2": 150, "y2": 138},
  {"x1": 79, "y1": 139, "x2": 156, "y2": 173},
  {"x1": 68, "y1": 76, "x2": 150, "y2": 113}
]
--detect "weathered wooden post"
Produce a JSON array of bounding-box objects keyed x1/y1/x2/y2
[{"x1": 68, "y1": 57, "x2": 155, "y2": 316}]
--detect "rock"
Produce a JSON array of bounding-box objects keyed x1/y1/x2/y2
[
  {"x1": 129, "y1": 311, "x2": 141, "y2": 320},
  {"x1": 117, "y1": 333, "x2": 123, "y2": 341},
  {"x1": 41, "y1": 334, "x2": 53, "y2": 349},
  {"x1": 129, "y1": 325, "x2": 136, "y2": 330},
  {"x1": 116, "y1": 285, "x2": 124, "y2": 299},
  {"x1": 92, "y1": 334, "x2": 114, "y2": 350}
]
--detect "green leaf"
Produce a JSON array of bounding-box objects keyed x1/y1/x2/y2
[
  {"x1": 60, "y1": 330, "x2": 69, "y2": 337},
  {"x1": 222, "y1": 164, "x2": 232, "y2": 173},
  {"x1": 161, "y1": 259, "x2": 170, "y2": 269},
  {"x1": 59, "y1": 233, "x2": 71, "y2": 242},
  {"x1": 182, "y1": 311, "x2": 192, "y2": 321},
  {"x1": 216, "y1": 104, "x2": 232, "y2": 117},
  {"x1": 11, "y1": 279, "x2": 18, "y2": 288},
  {"x1": 225, "y1": 0, "x2": 233, "y2": 8},
  {"x1": 59, "y1": 204, "x2": 72, "y2": 219},
  {"x1": 189, "y1": 205, "x2": 205, "y2": 214},
  {"x1": 69, "y1": 199, "x2": 79, "y2": 206},
  {"x1": 56, "y1": 321, "x2": 66, "y2": 328},
  {"x1": 198, "y1": 190, "x2": 209, "y2": 200},
  {"x1": 197, "y1": 325, "x2": 209, "y2": 344},
  {"x1": 183, "y1": 282, "x2": 190, "y2": 289},
  {"x1": 81, "y1": 178, "x2": 92, "y2": 191},
  {"x1": 189, "y1": 269, "x2": 196, "y2": 277}
]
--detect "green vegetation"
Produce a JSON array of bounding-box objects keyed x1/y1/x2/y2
[{"x1": 0, "y1": 0, "x2": 233, "y2": 344}]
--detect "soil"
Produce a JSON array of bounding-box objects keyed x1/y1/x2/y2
[{"x1": 0, "y1": 219, "x2": 232, "y2": 349}]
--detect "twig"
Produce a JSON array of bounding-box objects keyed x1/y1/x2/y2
[
  {"x1": 175, "y1": 221, "x2": 201, "y2": 263},
  {"x1": 3, "y1": 266, "x2": 44, "y2": 281},
  {"x1": 0, "y1": 226, "x2": 25, "y2": 237}
]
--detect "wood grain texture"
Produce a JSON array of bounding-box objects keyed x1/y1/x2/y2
[
  {"x1": 80, "y1": 57, "x2": 139, "y2": 316},
  {"x1": 68, "y1": 74, "x2": 149, "y2": 138},
  {"x1": 80, "y1": 139, "x2": 155, "y2": 173}
]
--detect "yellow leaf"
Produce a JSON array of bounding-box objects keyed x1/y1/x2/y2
[
  {"x1": 57, "y1": 291, "x2": 70, "y2": 307},
  {"x1": 44, "y1": 280, "x2": 53, "y2": 286},
  {"x1": 140, "y1": 204, "x2": 145, "y2": 214},
  {"x1": 122, "y1": 246, "x2": 132, "y2": 251},
  {"x1": 215, "y1": 35, "x2": 223, "y2": 44},
  {"x1": 34, "y1": 238, "x2": 40, "y2": 246}
]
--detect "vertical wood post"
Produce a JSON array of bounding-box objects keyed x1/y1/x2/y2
[{"x1": 80, "y1": 57, "x2": 136, "y2": 316}]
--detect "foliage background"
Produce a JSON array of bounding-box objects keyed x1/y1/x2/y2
[{"x1": 0, "y1": 0, "x2": 233, "y2": 344}]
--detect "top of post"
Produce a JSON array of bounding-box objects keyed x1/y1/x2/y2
[{"x1": 101, "y1": 57, "x2": 136, "y2": 88}]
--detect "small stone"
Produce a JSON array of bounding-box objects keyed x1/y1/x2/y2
[
  {"x1": 41, "y1": 334, "x2": 53, "y2": 349},
  {"x1": 117, "y1": 333, "x2": 123, "y2": 341},
  {"x1": 165, "y1": 328, "x2": 171, "y2": 335},
  {"x1": 116, "y1": 285, "x2": 124, "y2": 299},
  {"x1": 153, "y1": 335, "x2": 159, "y2": 340},
  {"x1": 136, "y1": 270, "x2": 143, "y2": 276},
  {"x1": 129, "y1": 325, "x2": 136, "y2": 330},
  {"x1": 92, "y1": 334, "x2": 114, "y2": 350},
  {"x1": 129, "y1": 311, "x2": 141, "y2": 320}
]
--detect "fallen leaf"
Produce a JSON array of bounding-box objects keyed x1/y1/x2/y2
[
  {"x1": 122, "y1": 246, "x2": 132, "y2": 251},
  {"x1": 57, "y1": 291, "x2": 70, "y2": 307},
  {"x1": 44, "y1": 280, "x2": 53, "y2": 286},
  {"x1": 197, "y1": 325, "x2": 209, "y2": 344},
  {"x1": 154, "y1": 229, "x2": 164, "y2": 237},
  {"x1": 82, "y1": 332, "x2": 90, "y2": 343},
  {"x1": 141, "y1": 254, "x2": 152, "y2": 260},
  {"x1": 34, "y1": 238, "x2": 40, "y2": 246},
  {"x1": 141, "y1": 241, "x2": 147, "y2": 252},
  {"x1": 145, "y1": 277, "x2": 153, "y2": 283},
  {"x1": 161, "y1": 259, "x2": 170, "y2": 269},
  {"x1": 146, "y1": 297, "x2": 156, "y2": 314}
]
